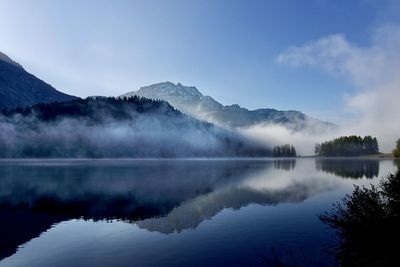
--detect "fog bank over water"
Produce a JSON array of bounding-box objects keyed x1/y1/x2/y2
[{"x1": 239, "y1": 123, "x2": 338, "y2": 156}]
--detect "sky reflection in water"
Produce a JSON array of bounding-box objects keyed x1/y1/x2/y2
[{"x1": 0, "y1": 158, "x2": 396, "y2": 267}]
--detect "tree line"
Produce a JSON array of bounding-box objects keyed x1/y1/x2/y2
[
  {"x1": 315, "y1": 135, "x2": 379, "y2": 156},
  {"x1": 1, "y1": 96, "x2": 180, "y2": 122},
  {"x1": 272, "y1": 144, "x2": 297, "y2": 157}
]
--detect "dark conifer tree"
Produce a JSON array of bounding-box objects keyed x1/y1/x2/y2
[{"x1": 393, "y1": 139, "x2": 400, "y2": 158}]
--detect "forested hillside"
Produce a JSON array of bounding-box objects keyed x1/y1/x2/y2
[{"x1": 0, "y1": 97, "x2": 271, "y2": 158}]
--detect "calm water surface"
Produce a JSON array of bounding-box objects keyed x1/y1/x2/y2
[{"x1": 0, "y1": 158, "x2": 397, "y2": 267}]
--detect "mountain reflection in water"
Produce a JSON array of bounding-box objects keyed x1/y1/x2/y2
[{"x1": 0, "y1": 158, "x2": 396, "y2": 267}]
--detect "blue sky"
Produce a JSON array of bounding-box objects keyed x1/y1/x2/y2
[{"x1": 0, "y1": 0, "x2": 399, "y2": 121}]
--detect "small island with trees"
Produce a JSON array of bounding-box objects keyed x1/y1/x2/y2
[
  {"x1": 315, "y1": 135, "x2": 379, "y2": 157},
  {"x1": 272, "y1": 144, "x2": 297, "y2": 157}
]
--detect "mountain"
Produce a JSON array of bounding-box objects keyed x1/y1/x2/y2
[
  {"x1": 0, "y1": 97, "x2": 270, "y2": 157},
  {"x1": 120, "y1": 82, "x2": 334, "y2": 131},
  {"x1": 0, "y1": 51, "x2": 77, "y2": 110}
]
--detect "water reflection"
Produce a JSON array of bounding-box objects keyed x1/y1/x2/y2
[
  {"x1": 0, "y1": 159, "x2": 392, "y2": 266},
  {"x1": 316, "y1": 159, "x2": 379, "y2": 179},
  {"x1": 273, "y1": 159, "x2": 296, "y2": 171},
  {"x1": 137, "y1": 179, "x2": 329, "y2": 234},
  {"x1": 0, "y1": 159, "x2": 330, "y2": 259}
]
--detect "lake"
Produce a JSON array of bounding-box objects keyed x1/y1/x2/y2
[{"x1": 0, "y1": 158, "x2": 397, "y2": 267}]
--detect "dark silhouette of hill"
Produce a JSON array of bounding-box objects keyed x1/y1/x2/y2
[{"x1": 0, "y1": 51, "x2": 77, "y2": 110}]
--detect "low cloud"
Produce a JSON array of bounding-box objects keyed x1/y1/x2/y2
[
  {"x1": 239, "y1": 123, "x2": 339, "y2": 156},
  {"x1": 276, "y1": 25, "x2": 400, "y2": 152},
  {"x1": 0, "y1": 101, "x2": 269, "y2": 158}
]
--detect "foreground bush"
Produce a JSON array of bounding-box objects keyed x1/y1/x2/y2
[{"x1": 320, "y1": 169, "x2": 400, "y2": 266}]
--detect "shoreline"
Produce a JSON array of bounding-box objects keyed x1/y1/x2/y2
[
  {"x1": 0, "y1": 155, "x2": 396, "y2": 161},
  {"x1": 302, "y1": 153, "x2": 396, "y2": 160}
]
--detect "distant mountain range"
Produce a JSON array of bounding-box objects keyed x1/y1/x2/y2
[
  {"x1": 0, "y1": 49, "x2": 333, "y2": 133},
  {"x1": 0, "y1": 50, "x2": 332, "y2": 157},
  {"x1": 0, "y1": 51, "x2": 77, "y2": 110},
  {"x1": 121, "y1": 82, "x2": 334, "y2": 131}
]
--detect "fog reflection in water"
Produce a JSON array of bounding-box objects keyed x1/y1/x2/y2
[{"x1": 0, "y1": 158, "x2": 397, "y2": 267}]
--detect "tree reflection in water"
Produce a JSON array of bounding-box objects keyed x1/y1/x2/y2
[
  {"x1": 273, "y1": 160, "x2": 296, "y2": 171},
  {"x1": 320, "y1": 169, "x2": 400, "y2": 266},
  {"x1": 316, "y1": 159, "x2": 379, "y2": 179}
]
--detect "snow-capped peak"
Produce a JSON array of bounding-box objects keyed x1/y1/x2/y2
[
  {"x1": 119, "y1": 82, "x2": 334, "y2": 132},
  {"x1": 123, "y1": 82, "x2": 204, "y2": 103},
  {"x1": 142, "y1": 82, "x2": 202, "y2": 100}
]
